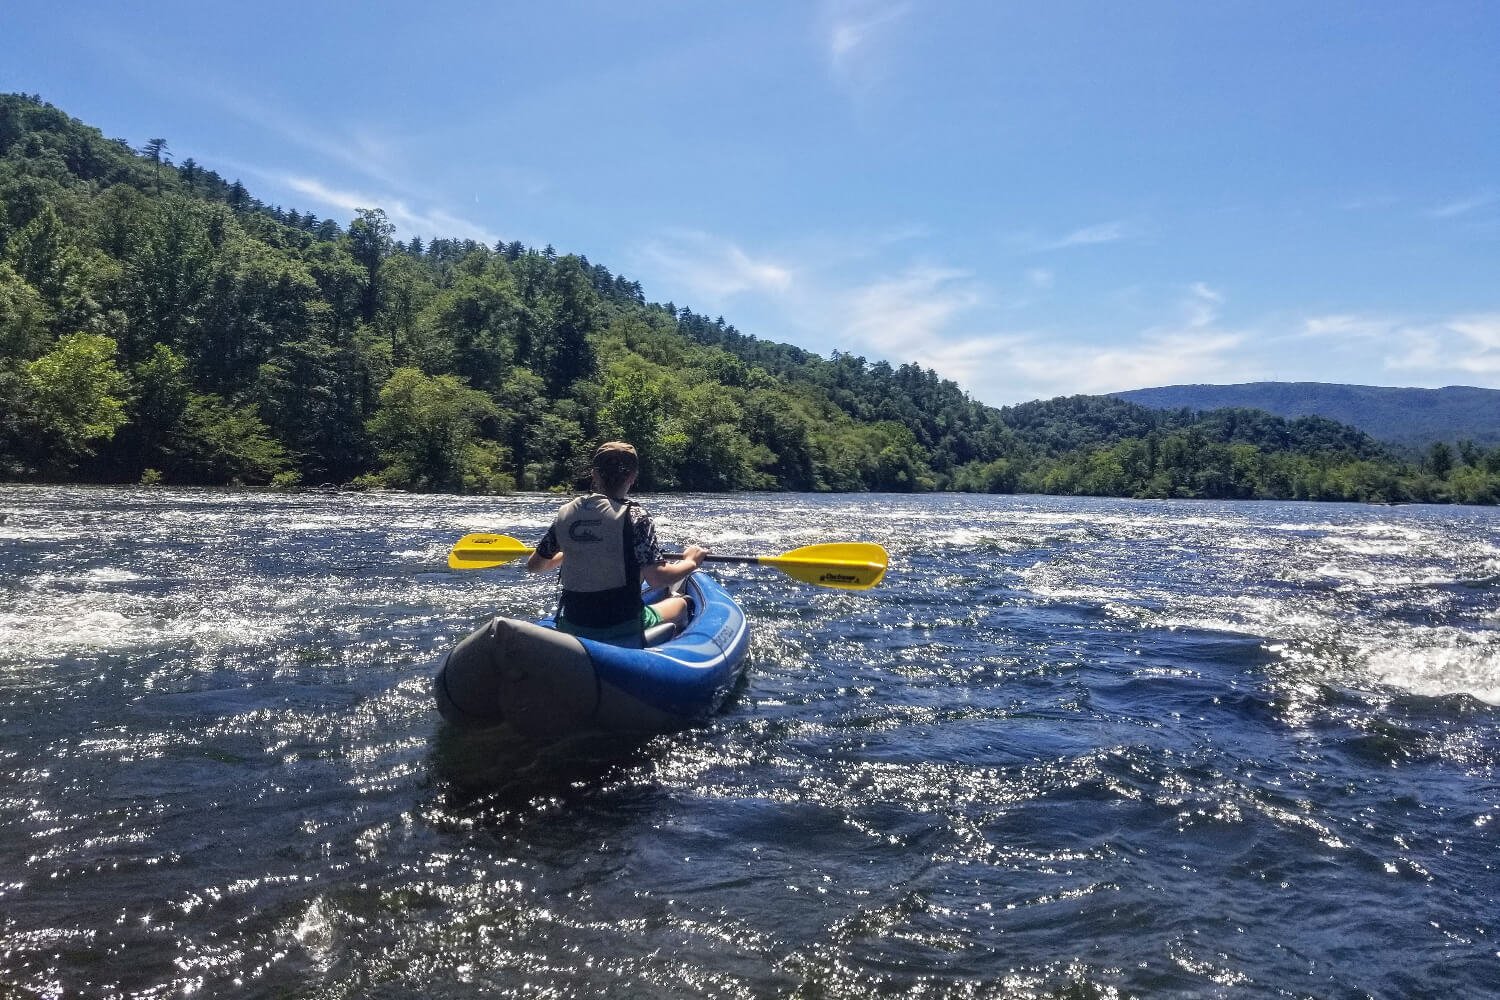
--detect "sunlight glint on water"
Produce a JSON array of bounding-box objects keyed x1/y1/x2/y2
[{"x1": 0, "y1": 486, "x2": 1496, "y2": 997}]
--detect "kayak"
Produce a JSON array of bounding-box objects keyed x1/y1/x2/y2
[{"x1": 433, "y1": 572, "x2": 750, "y2": 738}]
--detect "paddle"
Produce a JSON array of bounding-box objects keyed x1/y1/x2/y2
[{"x1": 446, "y1": 533, "x2": 888, "y2": 590}]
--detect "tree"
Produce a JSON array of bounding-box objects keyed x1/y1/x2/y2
[
  {"x1": 0, "y1": 261, "x2": 47, "y2": 358},
  {"x1": 1427, "y1": 441, "x2": 1455, "y2": 479},
  {"x1": 347, "y1": 207, "x2": 393, "y2": 324},
  {"x1": 598, "y1": 366, "x2": 669, "y2": 488},
  {"x1": 496, "y1": 369, "x2": 546, "y2": 489},
  {"x1": 4, "y1": 204, "x2": 102, "y2": 335},
  {"x1": 540, "y1": 255, "x2": 600, "y2": 395},
  {"x1": 140, "y1": 137, "x2": 170, "y2": 193},
  {"x1": 109, "y1": 341, "x2": 192, "y2": 477},
  {"x1": 18, "y1": 332, "x2": 130, "y2": 474},
  {"x1": 117, "y1": 197, "x2": 215, "y2": 361},
  {"x1": 366, "y1": 367, "x2": 507, "y2": 493},
  {"x1": 374, "y1": 251, "x2": 429, "y2": 366},
  {"x1": 420, "y1": 266, "x2": 522, "y2": 388},
  {"x1": 168, "y1": 391, "x2": 288, "y2": 484}
]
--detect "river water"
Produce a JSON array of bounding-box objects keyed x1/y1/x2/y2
[{"x1": 0, "y1": 486, "x2": 1496, "y2": 998}]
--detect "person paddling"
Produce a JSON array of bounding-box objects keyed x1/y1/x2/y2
[{"x1": 526, "y1": 441, "x2": 708, "y2": 643}]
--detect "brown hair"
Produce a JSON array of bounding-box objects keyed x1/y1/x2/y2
[{"x1": 592, "y1": 441, "x2": 638, "y2": 495}]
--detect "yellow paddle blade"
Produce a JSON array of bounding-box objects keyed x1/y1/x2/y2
[
  {"x1": 759, "y1": 542, "x2": 888, "y2": 590},
  {"x1": 447, "y1": 533, "x2": 535, "y2": 570}
]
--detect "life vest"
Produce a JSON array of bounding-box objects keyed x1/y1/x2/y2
[{"x1": 552, "y1": 494, "x2": 643, "y2": 628}]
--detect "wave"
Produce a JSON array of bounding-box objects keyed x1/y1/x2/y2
[{"x1": 1360, "y1": 631, "x2": 1500, "y2": 705}]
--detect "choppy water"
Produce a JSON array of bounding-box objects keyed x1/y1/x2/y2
[{"x1": 1, "y1": 486, "x2": 1497, "y2": 998}]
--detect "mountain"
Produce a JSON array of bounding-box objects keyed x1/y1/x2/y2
[
  {"x1": 1112, "y1": 383, "x2": 1500, "y2": 448},
  {"x1": 2, "y1": 92, "x2": 1498, "y2": 504}
]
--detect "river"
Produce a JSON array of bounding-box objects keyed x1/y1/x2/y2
[{"x1": 1, "y1": 486, "x2": 1496, "y2": 997}]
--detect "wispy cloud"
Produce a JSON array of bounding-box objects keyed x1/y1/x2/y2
[
  {"x1": 824, "y1": 270, "x2": 1256, "y2": 399},
  {"x1": 1184, "y1": 282, "x2": 1223, "y2": 328},
  {"x1": 839, "y1": 265, "x2": 981, "y2": 354},
  {"x1": 1305, "y1": 312, "x2": 1500, "y2": 380},
  {"x1": 634, "y1": 230, "x2": 794, "y2": 301},
  {"x1": 631, "y1": 226, "x2": 1258, "y2": 401},
  {"x1": 997, "y1": 329, "x2": 1249, "y2": 399},
  {"x1": 849, "y1": 322, "x2": 1250, "y2": 402},
  {"x1": 823, "y1": 0, "x2": 913, "y2": 90},
  {"x1": 93, "y1": 35, "x2": 508, "y2": 240},
  {"x1": 1301, "y1": 314, "x2": 1392, "y2": 340},
  {"x1": 1432, "y1": 314, "x2": 1500, "y2": 375},
  {"x1": 1012, "y1": 220, "x2": 1136, "y2": 253},
  {"x1": 185, "y1": 82, "x2": 420, "y2": 197},
  {"x1": 1426, "y1": 191, "x2": 1498, "y2": 219},
  {"x1": 632, "y1": 224, "x2": 1500, "y2": 404},
  {"x1": 282, "y1": 175, "x2": 496, "y2": 243},
  {"x1": 1050, "y1": 221, "x2": 1130, "y2": 249},
  {"x1": 1450, "y1": 315, "x2": 1500, "y2": 351}
]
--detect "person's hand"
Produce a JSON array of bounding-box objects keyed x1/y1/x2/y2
[{"x1": 682, "y1": 544, "x2": 710, "y2": 567}]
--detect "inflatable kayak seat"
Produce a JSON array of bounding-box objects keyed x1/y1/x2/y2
[{"x1": 642, "y1": 621, "x2": 678, "y2": 647}]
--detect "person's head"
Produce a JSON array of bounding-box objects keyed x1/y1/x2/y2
[{"x1": 591, "y1": 441, "x2": 638, "y2": 496}]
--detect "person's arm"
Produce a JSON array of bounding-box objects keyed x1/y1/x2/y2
[
  {"x1": 526, "y1": 525, "x2": 562, "y2": 572},
  {"x1": 641, "y1": 545, "x2": 708, "y2": 589},
  {"x1": 526, "y1": 550, "x2": 562, "y2": 572},
  {"x1": 631, "y1": 505, "x2": 707, "y2": 588}
]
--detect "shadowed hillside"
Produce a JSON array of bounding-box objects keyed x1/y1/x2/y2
[{"x1": 1114, "y1": 383, "x2": 1500, "y2": 448}]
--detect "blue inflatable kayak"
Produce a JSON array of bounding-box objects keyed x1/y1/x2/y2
[{"x1": 434, "y1": 572, "x2": 750, "y2": 738}]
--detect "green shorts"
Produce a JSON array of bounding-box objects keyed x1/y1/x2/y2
[{"x1": 556, "y1": 606, "x2": 661, "y2": 642}]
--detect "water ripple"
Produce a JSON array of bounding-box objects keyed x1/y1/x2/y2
[{"x1": 0, "y1": 487, "x2": 1496, "y2": 996}]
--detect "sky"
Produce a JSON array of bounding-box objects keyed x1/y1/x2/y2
[{"x1": 4, "y1": 1, "x2": 1498, "y2": 405}]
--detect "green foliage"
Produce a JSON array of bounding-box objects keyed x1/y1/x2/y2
[
  {"x1": 0, "y1": 91, "x2": 1493, "y2": 505},
  {"x1": 367, "y1": 367, "x2": 506, "y2": 493},
  {"x1": 168, "y1": 392, "x2": 288, "y2": 484},
  {"x1": 13, "y1": 332, "x2": 129, "y2": 474},
  {"x1": 0, "y1": 261, "x2": 48, "y2": 357}
]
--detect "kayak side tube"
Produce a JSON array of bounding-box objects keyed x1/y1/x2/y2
[{"x1": 434, "y1": 573, "x2": 750, "y2": 738}]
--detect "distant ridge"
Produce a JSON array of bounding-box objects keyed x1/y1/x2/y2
[{"x1": 1111, "y1": 382, "x2": 1500, "y2": 448}]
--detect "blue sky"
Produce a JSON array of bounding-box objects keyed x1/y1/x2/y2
[{"x1": 5, "y1": 1, "x2": 1498, "y2": 404}]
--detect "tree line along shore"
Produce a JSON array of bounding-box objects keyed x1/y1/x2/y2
[{"x1": 2, "y1": 93, "x2": 1497, "y2": 504}]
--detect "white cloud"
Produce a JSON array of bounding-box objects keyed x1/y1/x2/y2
[
  {"x1": 1450, "y1": 314, "x2": 1500, "y2": 351},
  {"x1": 1301, "y1": 314, "x2": 1392, "y2": 340},
  {"x1": 115, "y1": 52, "x2": 535, "y2": 240},
  {"x1": 825, "y1": 270, "x2": 1256, "y2": 400},
  {"x1": 194, "y1": 87, "x2": 417, "y2": 196},
  {"x1": 1426, "y1": 192, "x2": 1498, "y2": 219},
  {"x1": 839, "y1": 265, "x2": 979, "y2": 354},
  {"x1": 1045, "y1": 220, "x2": 1131, "y2": 250},
  {"x1": 1440, "y1": 314, "x2": 1500, "y2": 375},
  {"x1": 1003, "y1": 330, "x2": 1248, "y2": 398},
  {"x1": 634, "y1": 230, "x2": 794, "y2": 302},
  {"x1": 1009, "y1": 220, "x2": 1136, "y2": 254},
  {"x1": 631, "y1": 225, "x2": 1500, "y2": 405},
  {"x1": 824, "y1": 0, "x2": 912, "y2": 89},
  {"x1": 1184, "y1": 282, "x2": 1223, "y2": 327},
  {"x1": 282, "y1": 175, "x2": 496, "y2": 242},
  {"x1": 1303, "y1": 312, "x2": 1500, "y2": 381},
  {"x1": 861, "y1": 325, "x2": 1249, "y2": 402}
]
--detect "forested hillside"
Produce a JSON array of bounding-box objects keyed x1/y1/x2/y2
[
  {"x1": 1114, "y1": 382, "x2": 1500, "y2": 448},
  {"x1": 3, "y1": 93, "x2": 1498, "y2": 504}
]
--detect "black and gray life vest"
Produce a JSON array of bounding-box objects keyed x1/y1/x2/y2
[{"x1": 552, "y1": 494, "x2": 643, "y2": 628}]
